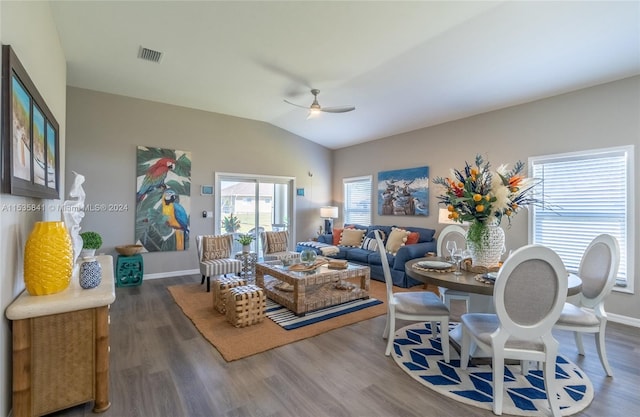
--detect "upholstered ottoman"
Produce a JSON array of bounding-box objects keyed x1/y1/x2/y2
[
  {"x1": 212, "y1": 277, "x2": 247, "y2": 314},
  {"x1": 225, "y1": 285, "x2": 266, "y2": 328}
]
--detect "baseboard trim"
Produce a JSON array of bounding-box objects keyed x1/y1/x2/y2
[{"x1": 143, "y1": 269, "x2": 199, "y2": 280}]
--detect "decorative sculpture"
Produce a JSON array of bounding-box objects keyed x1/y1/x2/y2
[{"x1": 63, "y1": 171, "x2": 86, "y2": 264}]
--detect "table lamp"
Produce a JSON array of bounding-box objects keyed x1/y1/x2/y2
[{"x1": 320, "y1": 206, "x2": 339, "y2": 234}]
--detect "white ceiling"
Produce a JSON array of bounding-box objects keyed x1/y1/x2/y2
[{"x1": 50, "y1": 1, "x2": 640, "y2": 150}]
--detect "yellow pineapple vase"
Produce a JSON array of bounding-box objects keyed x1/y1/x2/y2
[{"x1": 24, "y1": 221, "x2": 74, "y2": 296}]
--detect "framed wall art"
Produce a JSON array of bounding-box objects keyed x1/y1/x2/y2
[
  {"x1": 377, "y1": 166, "x2": 429, "y2": 216},
  {"x1": 135, "y1": 146, "x2": 192, "y2": 252},
  {"x1": 1, "y1": 45, "x2": 60, "y2": 199}
]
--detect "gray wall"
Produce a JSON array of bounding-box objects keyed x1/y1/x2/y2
[
  {"x1": 65, "y1": 87, "x2": 333, "y2": 275},
  {"x1": 333, "y1": 75, "x2": 640, "y2": 321},
  {"x1": 0, "y1": 2, "x2": 67, "y2": 416}
]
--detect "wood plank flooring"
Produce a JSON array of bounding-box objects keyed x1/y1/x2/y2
[{"x1": 47, "y1": 275, "x2": 640, "y2": 417}]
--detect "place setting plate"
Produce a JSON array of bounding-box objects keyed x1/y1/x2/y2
[{"x1": 413, "y1": 260, "x2": 455, "y2": 273}]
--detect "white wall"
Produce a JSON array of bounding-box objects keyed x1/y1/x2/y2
[
  {"x1": 333, "y1": 75, "x2": 640, "y2": 321},
  {"x1": 0, "y1": 2, "x2": 67, "y2": 415}
]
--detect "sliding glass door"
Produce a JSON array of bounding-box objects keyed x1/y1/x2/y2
[{"x1": 216, "y1": 173, "x2": 294, "y2": 255}]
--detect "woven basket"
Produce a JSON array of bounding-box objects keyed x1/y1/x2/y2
[
  {"x1": 226, "y1": 285, "x2": 265, "y2": 328},
  {"x1": 115, "y1": 244, "x2": 143, "y2": 256}
]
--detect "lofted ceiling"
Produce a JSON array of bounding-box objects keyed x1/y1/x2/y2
[{"x1": 50, "y1": 1, "x2": 640, "y2": 150}]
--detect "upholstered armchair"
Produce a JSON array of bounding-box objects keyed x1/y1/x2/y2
[
  {"x1": 196, "y1": 235, "x2": 242, "y2": 292},
  {"x1": 260, "y1": 230, "x2": 300, "y2": 263}
]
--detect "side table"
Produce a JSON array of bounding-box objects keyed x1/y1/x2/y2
[
  {"x1": 6, "y1": 255, "x2": 116, "y2": 417},
  {"x1": 235, "y1": 251, "x2": 258, "y2": 283},
  {"x1": 116, "y1": 254, "x2": 144, "y2": 287}
]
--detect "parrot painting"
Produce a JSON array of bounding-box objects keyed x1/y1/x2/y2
[
  {"x1": 162, "y1": 189, "x2": 189, "y2": 250},
  {"x1": 136, "y1": 158, "x2": 176, "y2": 202}
]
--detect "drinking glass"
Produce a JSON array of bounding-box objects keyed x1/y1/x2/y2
[
  {"x1": 446, "y1": 241, "x2": 457, "y2": 261},
  {"x1": 452, "y1": 248, "x2": 464, "y2": 275}
]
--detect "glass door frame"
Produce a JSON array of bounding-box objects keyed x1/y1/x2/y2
[{"x1": 214, "y1": 172, "x2": 296, "y2": 253}]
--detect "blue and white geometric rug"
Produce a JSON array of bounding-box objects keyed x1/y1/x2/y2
[
  {"x1": 392, "y1": 323, "x2": 593, "y2": 416},
  {"x1": 265, "y1": 298, "x2": 382, "y2": 330}
]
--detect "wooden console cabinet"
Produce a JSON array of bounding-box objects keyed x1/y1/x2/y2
[{"x1": 6, "y1": 256, "x2": 116, "y2": 417}]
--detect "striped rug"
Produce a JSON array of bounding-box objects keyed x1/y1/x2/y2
[{"x1": 265, "y1": 298, "x2": 383, "y2": 330}]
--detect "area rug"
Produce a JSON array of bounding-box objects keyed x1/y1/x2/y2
[
  {"x1": 265, "y1": 298, "x2": 382, "y2": 330},
  {"x1": 167, "y1": 279, "x2": 398, "y2": 361},
  {"x1": 392, "y1": 322, "x2": 593, "y2": 416}
]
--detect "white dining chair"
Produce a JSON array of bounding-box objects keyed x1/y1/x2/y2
[
  {"x1": 374, "y1": 230, "x2": 451, "y2": 360},
  {"x1": 436, "y1": 225, "x2": 470, "y2": 312},
  {"x1": 554, "y1": 234, "x2": 620, "y2": 377},
  {"x1": 460, "y1": 244, "x2": 568, "y2": 417}
]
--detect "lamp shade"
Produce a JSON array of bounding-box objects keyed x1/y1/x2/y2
[{"x1": 320, "y1": 206, "x2": 339, "y2": 219}]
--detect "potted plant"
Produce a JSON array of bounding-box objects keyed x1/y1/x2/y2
[
  {"x1": 235, "y1": 233, "x2": 255, "y2": 253},
  {"x1": 80, "y1": 231, "x2": 103, "y2": 257},
  {"x1": 222, "y1": 213, "x2": 241, "y2": 233}
]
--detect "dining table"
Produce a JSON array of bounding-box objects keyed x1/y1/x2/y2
[{"x1": 406, "y1": 257, "x2": 583, "y2": 362}]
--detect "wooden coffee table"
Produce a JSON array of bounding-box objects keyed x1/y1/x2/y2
[{"x1": 255, "y1": 261, "x2": 370, "y2": 316}]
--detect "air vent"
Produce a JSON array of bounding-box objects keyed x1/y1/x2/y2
[{"x1": 138, "y1": 46, "x2": 163, "y2": 63}]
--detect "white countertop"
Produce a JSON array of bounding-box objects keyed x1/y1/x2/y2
[{"x1": 5, "y1": 255, "x2": 116, "y2": 320}]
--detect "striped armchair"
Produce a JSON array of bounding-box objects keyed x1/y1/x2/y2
[
  {"x1": 261, "y1": 230, "x2": 300, "y2": 263},
  {"x1": 196, "y1": 235, "x2": 242, "y2": 292}
]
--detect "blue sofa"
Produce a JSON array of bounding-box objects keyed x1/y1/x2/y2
[{"x1": 297, "y1": 224, "x2": 436, "y2": 288}]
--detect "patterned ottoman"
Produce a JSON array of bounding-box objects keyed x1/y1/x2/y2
[
  {"x1": 212, "y1": 276, "x2": 247, "y2": 314},
  {"x1": 225, "y1": 285, "x2": 266, "y2": 328}
]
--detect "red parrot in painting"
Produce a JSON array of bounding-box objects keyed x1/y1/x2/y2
[
  {"x1": 136, "y1": 158, "x2": 176, "y2": 202},
  {"x1": 162, "y1": 189, "x2": 189, "y2": 250}
]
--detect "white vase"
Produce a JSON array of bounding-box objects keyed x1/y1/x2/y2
[
  {"x1": 467, "y1": 223, "x2": 505, "y2": 268},
  {"x1": 242, "y1": 244, "x2": 250, "y2": 254}
]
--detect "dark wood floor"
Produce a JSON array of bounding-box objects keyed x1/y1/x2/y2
[{"x1": 48, "y1": 275, "x2": 640, "y2": 417}]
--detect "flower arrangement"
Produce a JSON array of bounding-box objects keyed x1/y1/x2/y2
[{"x1": 433, "y1": 154, "x2": 539, "y2": 249}]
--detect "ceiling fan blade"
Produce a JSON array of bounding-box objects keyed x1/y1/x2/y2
[
  {"x1": 283, "y1": 99, "x2": 310, "y2": 110},
  {"x1": 320, "y1": 105, "x2": 355, "y2": 113}
]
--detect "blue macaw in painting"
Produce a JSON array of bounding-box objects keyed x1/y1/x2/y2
[
  {"x1": 162, "y1": 189, "x2": 189, "y2": 250},
  {"x1": 136, "y1": 158, "x2": 176, "y2": 202}
]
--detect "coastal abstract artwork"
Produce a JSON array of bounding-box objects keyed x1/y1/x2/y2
[
  {"x1": 378, "y1": 166, "x2": 429, "y2": 216},
  {"x1": 135, "y1": 146, "x2": 192, "y2": 252},
  {"x1": 2, "y1": 45, "x2": 60, "y2": 199}
]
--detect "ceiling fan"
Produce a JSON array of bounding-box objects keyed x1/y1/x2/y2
[{"x1": 284, "y1": 89, "x2": 355, "y2": 117}]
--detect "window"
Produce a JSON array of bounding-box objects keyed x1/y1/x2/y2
[
  {"x1": 529, "y1": 146, "x2": 634, "y2": 292},
  {"x1": 343, "y1": 176, "x2": 372, "y2": 225}
]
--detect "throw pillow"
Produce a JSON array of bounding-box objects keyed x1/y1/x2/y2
[
  {"x1": 265, "y1": 231, "x2": 288, "y2": 253},
  {"x1": 332, "y1": 228, "x2": 343, "y2": 245},
  {"x1": 366, "y1": 229, "x2": 386, "y2": 243},
  {"x1": 339, "y1": 228, "x2": 366, "y2": 247},
  {"x1": 406, "y1": 231, "x2": 420, "y2": 245},
  {"x1": 361, "y1": 236, "x2": 378, "y2": 251},
  {"x1": 202, "y1": 235, "x2": 232, "y2": 261},
  {"x1": 385, "y1": 227, "x2": 410, "y2": 254}
]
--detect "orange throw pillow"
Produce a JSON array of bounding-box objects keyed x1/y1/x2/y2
[
  {"x1": 406, "y1": 232, "x2": 420, "y2": 245},
  {"x1": 332, "y1": 229, "x2": 343, "y2": 245}
]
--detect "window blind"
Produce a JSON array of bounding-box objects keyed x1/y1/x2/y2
[
  {"x1": 529, "y1": 146, "x2": 633, "y2": 290},
  {"x1": 343, "y1": 176, "x2": 372, "y2": 225}
]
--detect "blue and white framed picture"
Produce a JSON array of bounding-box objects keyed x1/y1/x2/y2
[
  {"x1": 200, "y1": 185, "x2": 213, "y2": 195},
  {"x1": 378, "y1": 166, "x2": 429, "y2": 216},
  {"x1": 296, "y1": 188, "x2": 305, "y2": 197}
]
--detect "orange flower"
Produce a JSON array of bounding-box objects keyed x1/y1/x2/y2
[
  {"x1": 447, "y1": 205, "x2": 455, "y2": 212},
  {"x1": 473, "y1": 194, "x2": 482, "y2": 202},
  {"x1": 476, "y1": 204, "x2": 485, "y2": 212}
]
